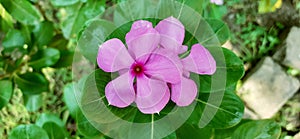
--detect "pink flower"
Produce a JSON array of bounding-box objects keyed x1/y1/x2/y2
[
  {"x1": 97, "y1": 17, "x2": 216, "y2": 114},
  {"x1": 155, "y1": 17, "x2": 216, "y2": 106},
  {"x1": 210, "y1": 0, "x2": 224, "y2": 5}
]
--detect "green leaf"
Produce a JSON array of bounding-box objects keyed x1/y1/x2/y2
[
  {"x1": 23, "y1": 94, "x2": 43, "y2": 112},
  {"x1": 176, "y1": 123, "x2": 212, "y2": 139},
  {"x1": 0, "y1": 3, "x2": 13, "y2": 29},
  {"x1": 0, "y1": 80, "x2": 13, "y2": 110},
  {"x1": 52, "y1": 50, "x2": 74, "y2": 68},
  {"x1": 188, "y1": 85, "x2": 244, "y2": 129},
  {"x1": 28, "y1": 48, "x2": 60, "y2": 69},
  {"x1": 36, "y1": 113, "x2": 65, "y2": 128},
  {"x1": 205, "y1": 19, "x2": 230, "y2": 45},
  {"x1": 76, "y1": 110, "x2": 101, "y2": 137},
  {"x1": 1, "y1": 0, "x2": 42, "y2": 25},
  {"x1": 36, "y1": 113, "x2": 69, "y2": 138},
  {"x1": 33, "y1": 21, "x2": 55, "y2": 48},
  {"x1": 50, "y1": 0, "x2": 80, "y2": 6},
  {"x1": 77, "y1": 19, "x2": 117, "y2": 62},
  {"x1": 176, "y1": 0, "x2": 205, "y2": 14},
  {"x1": 63, "y1": 83, "x2": 80, "y2": 119},
  {"x1": 2, "y1": 29, "x2": 25, "y2": 52},
  {"x1": 199, "y1": 47, "x2": 244, "y2": 93},
  {"x1": 61, "y1": 0, "x2": 105, "y2": 39},
  {"x1": 9, "y1": 124, "x2": 49, "y2": 139},
  {"x1": 14, "y1": 72, "x2": 49, "y2": 95},
  {"x1": 232, "y1": 119, "x2": 281, "y2": 139},
  {"x1": 42, "y1": 122, "x2": 66, "y2": 139},
  {"x1": 213, "y1": 119, "x2": 252, "y2": 139}
]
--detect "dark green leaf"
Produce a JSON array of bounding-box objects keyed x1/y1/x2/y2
[
  {"x1": 9, "y1": 124, "x2": 49, "y2": 139},
  {"x1": 2, "y1": 29, "x2": 25, "y2": 52},
  {"x1": 33, "y1": 21, "x2": 55, "y2": 48},
  {"x1": 14, "y1": 72, "x2": 48, "y2": 95},
  {"x1": 77, "y1": 19, "x2": 116, "y2": 62},
  {"x1": 28, "y1": 48, "x2": 60, "y2": 69},
  {"x1": 0, "y1": 80, "x2": 13, "y2": 110},
  {"x1": 50, "y1": 0, "x2": 80, "y2": 6},
  {"x1": 42, "y1": 122, "x2": 66, "y2": 139},
  {"x1": 176, "y1": 123, "x2": 212, "y2": 139},
  {"x1": 188, "y1": 86, "x2": 244, "y2": 129},
  {"x1": 61, "y1": 0, "x2": 105, "y2": 39},
  {"x1": 232, "y1": 119, "x2": 281, "y2": 139},
  {"x1": 1, "y1": 0, "x2": 42, "y2": 25},
  {"x1": 23, "y1": 94, "x2": 43, "y2": 112},
  {"x1": 52, "y1": 50, "x2": 74, "y2": 68},
  {"x1": 36, "y1": 113, "x2": 65, "y2": 128},
  {"x1": 205, "y1": 19, "x2": 230, "y2": 45}
]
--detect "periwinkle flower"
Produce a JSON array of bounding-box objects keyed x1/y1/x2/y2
[
  {"x1": 210, "y1": 0, "x2": 224, "y2": 5},
  {"x1": 97, "y1": 16, "x2": 216, "y2": 114}
]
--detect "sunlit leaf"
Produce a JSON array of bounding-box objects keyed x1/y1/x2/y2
[
  {"x1": 1, "y1": 0, "x2": 42, "y2": 25},
  {"x1": 205, "y1": 19, "x2": 230, "y2": 45}
]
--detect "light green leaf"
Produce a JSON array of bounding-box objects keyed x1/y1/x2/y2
[
  {"x1": 9, "y1": 124, "x2": 49, "y2": 139},
  {"x1": 1, "y1": 0, "x2": 42, "y2": 25},
  {"x1": 33, "y1": 21, "x2": 55, "y2": 48},
  {"x1": 61, "y1": 0, "x2": 105, "y2": 39},
  {"x1": 2, "y1": 29, "x2": 25, "y2": 52},
  {"x1": 0, "y1": 3, "x2": 13, "y2": 28},
  {"x1": 0, "y1": 80, "x2": 13, "y2": 110},
  {"x1": 205, "y1": 18, "x2": 230, "y2": 45},
  {"x1": 36, "y1": 113, "x2": 65, "y2": 128},
  {"x1": 63, "y1": 83, "x2": 80, "y2": 119},
  {"x1": 28, "y1": 48, "x2": 60, "y2": 69},
  {"x1": 77, "y1": 19, "x2": 117, "y2": 62},
  {"x1": 42, "y1": 122, "x2": 66, "y2": 139},
  {"x1": 50, "y1": 0, "x2": 80, "y2": 6},
  {"x1": 232, "y1": 119, "x2": 281, "y2": 139},
  {"x1": 14, "y1": 72, "x2": 49, "y2": 95},
  {"x1": 23, "y1": 94, "x2": 43, "y2": 112}
]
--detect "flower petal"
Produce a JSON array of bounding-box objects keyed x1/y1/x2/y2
[
  {"x1": 181, "y1": 44, "x2": 216, "y2": 75},
  {"x1": 143, "y1": 49, "x2": 182, "y2": 84},
  {"x1": 105, "y1": 72, "x2": 135, "y2": 108},
  {"x1": 135, "y1": 76, "x2": 169, "y2": 114},
  {"x1": 125, "y1": 20, "x2": 160, "y2": 59},
  {"x1": 171, "y1": 77, "x2": 197, "y2": 106},
  {"x1": 138, "y1": 88, "x2": 170, "y2": 114},
  {"x1": 155, "y1": 16, "x2": 186, "y2": 54},
  {"x1": 97, "y1": 38, "x2": 134, "y2": 72}
]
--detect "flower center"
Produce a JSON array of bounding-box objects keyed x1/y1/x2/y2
[{"x1": 131, "y1": 63, "x2": 144, "y2": 76}]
